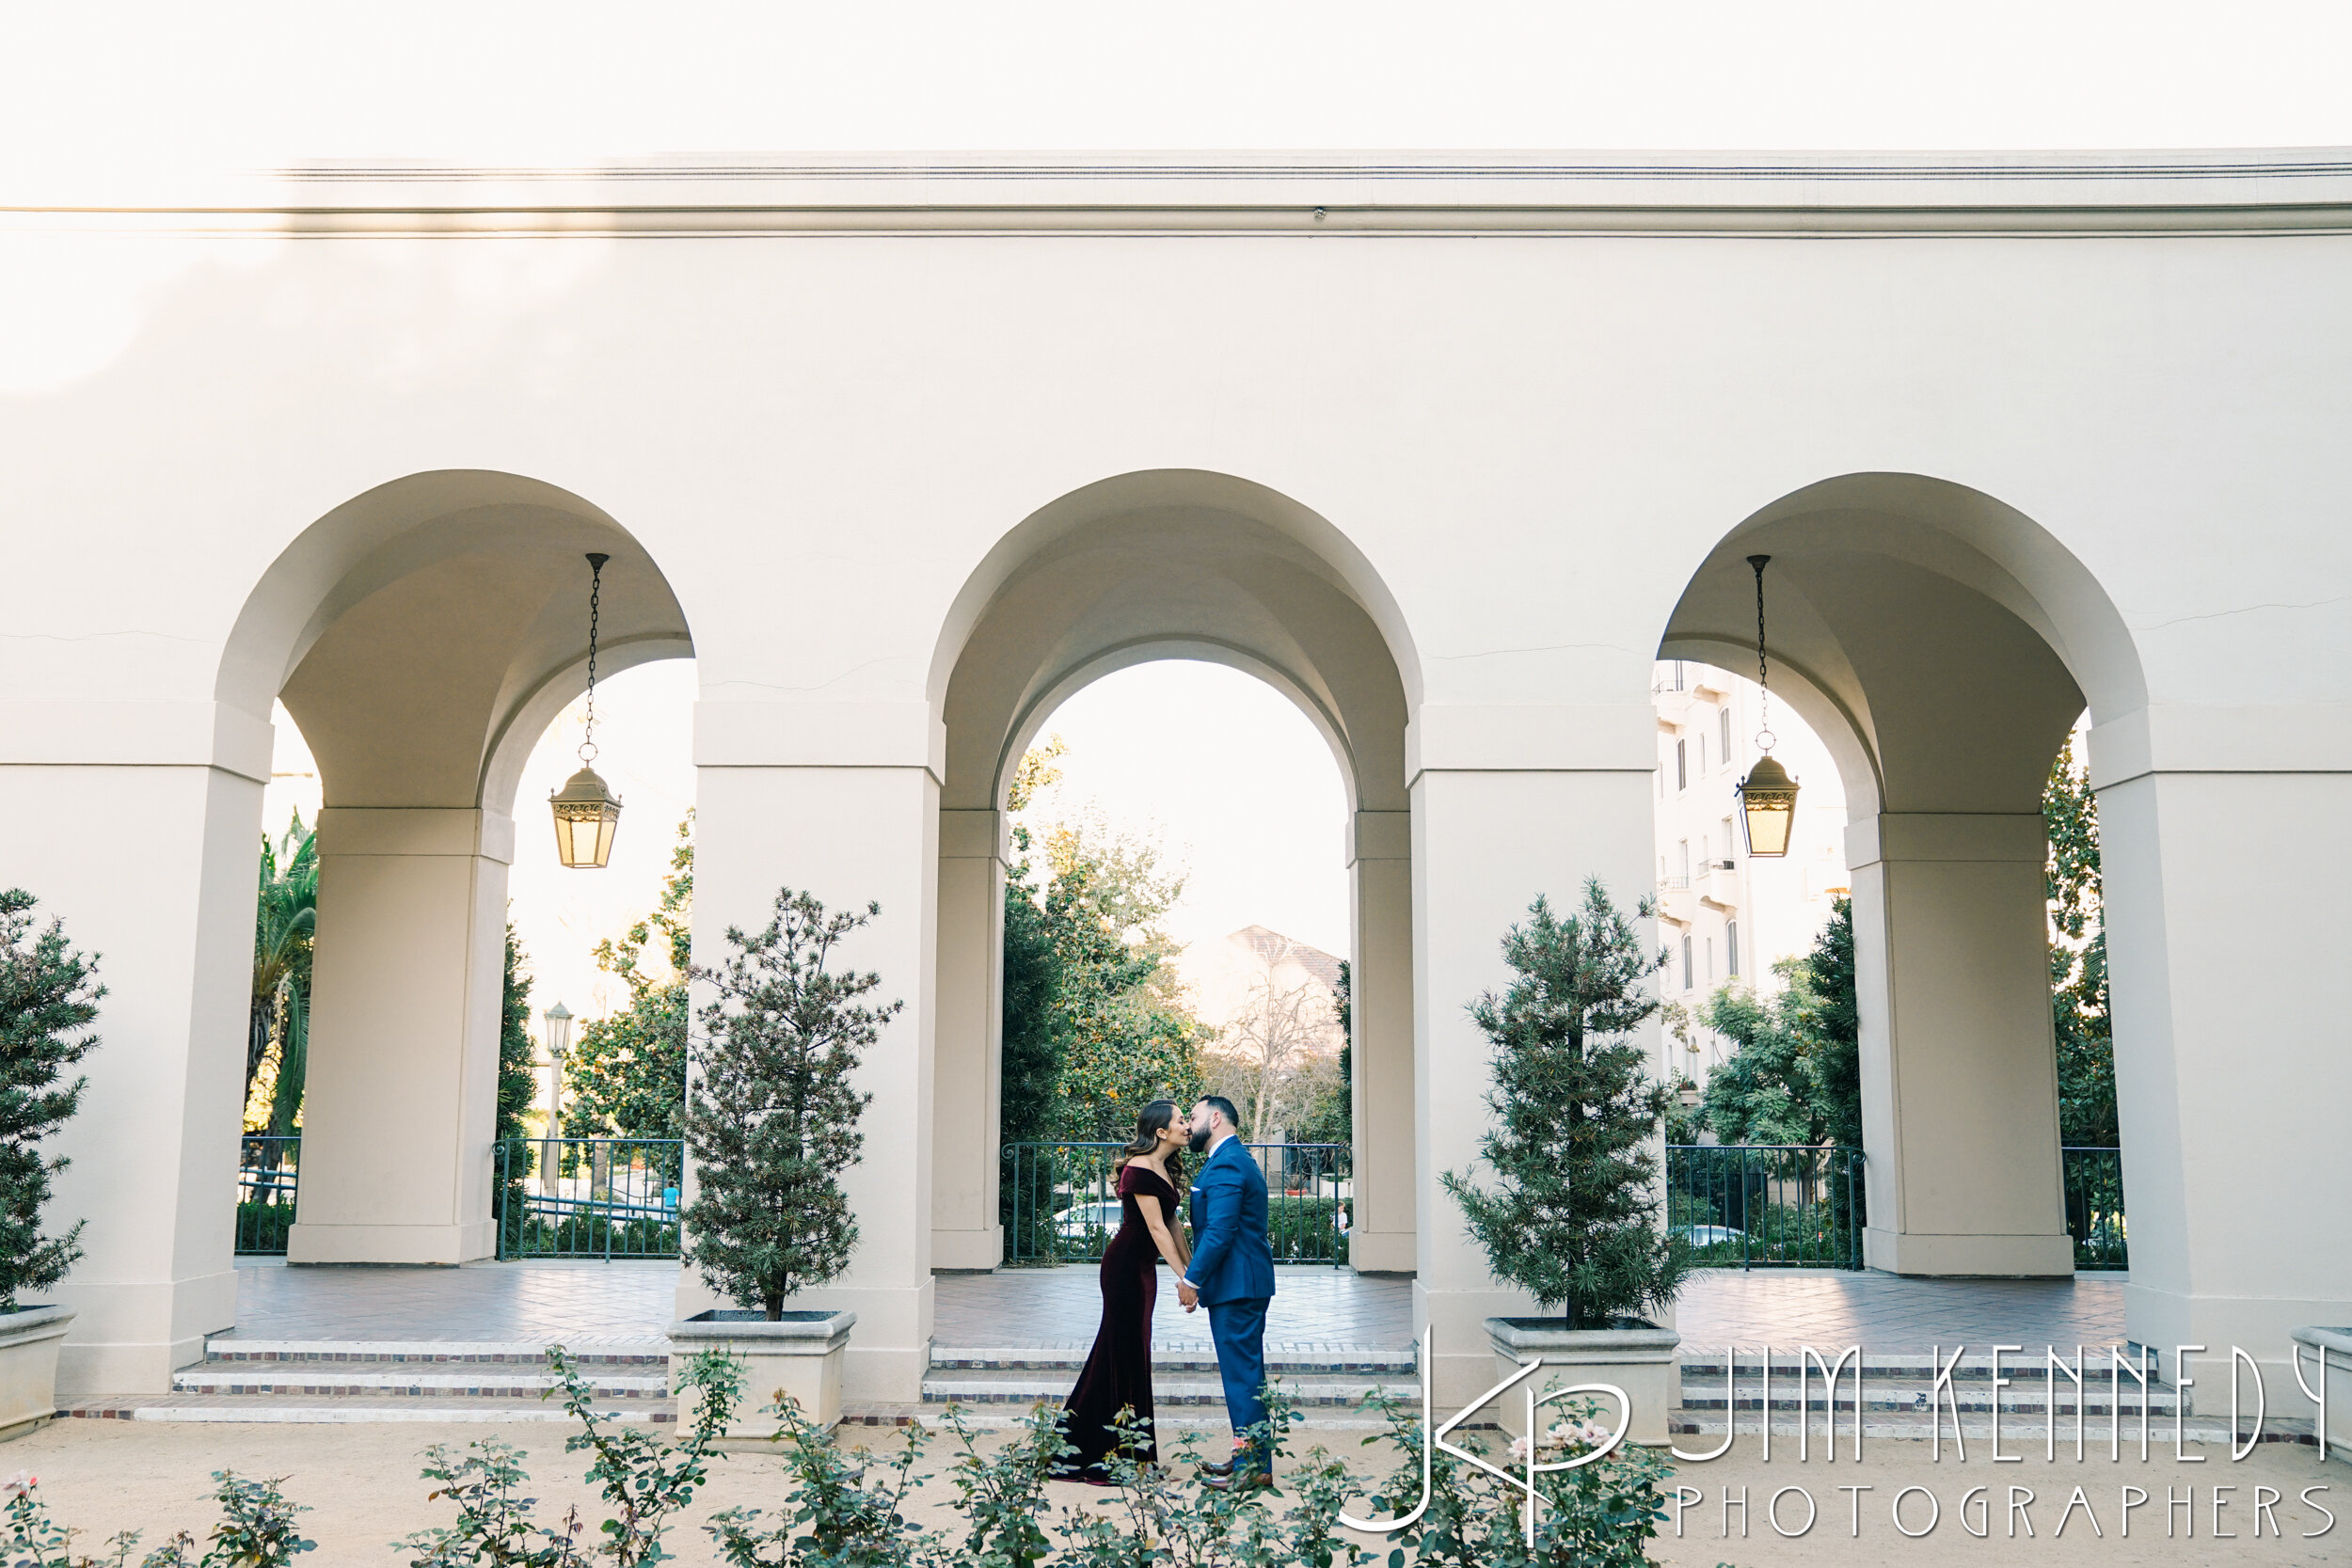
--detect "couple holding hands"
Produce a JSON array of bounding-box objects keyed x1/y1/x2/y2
[{"x1": 1052, "y1": 1095, "x2": 1277, "y2": 1489}]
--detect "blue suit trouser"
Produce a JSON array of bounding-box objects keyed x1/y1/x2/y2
[{"x1": 1206, "y1": 1296, "x2": 1272, "y2": 1472}]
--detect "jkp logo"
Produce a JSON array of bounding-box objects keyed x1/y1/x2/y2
[{"x1": 1339, "y1": 1327, "x2": 1636, "y2": 1548}]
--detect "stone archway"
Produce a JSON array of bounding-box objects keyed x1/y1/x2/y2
[
  {"x1": 1661, "y1": 472, "x2": 2145, "y2": 1279},
  {"x1": 927, "y1": 469, "x2": 1421, "y2": 1275},
  {"x1": 219, "y1": 470, "x2": 694, "y2": 1264}
]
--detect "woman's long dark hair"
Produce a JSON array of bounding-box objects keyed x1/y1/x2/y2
[{"x1": 1114, "y1": 1098, "x2": 1184, "y2": 1184}]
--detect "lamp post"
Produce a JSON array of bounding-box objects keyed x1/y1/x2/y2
[
  {"x1": 542, "y1": 1002, "x2": 572, "y2": 1198},
  {"x1": 550, "y1": 554, "x2": 623, "y2": 868},
  {"x1": 1736, "y1": 554, "x2": 1801, "y2": 857}
]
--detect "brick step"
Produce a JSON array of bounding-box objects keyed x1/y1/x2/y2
[
  {"x1": 920, "y1": 1370, "x2": 1416, "y2": 1407},
  {"x1": 66, "y1": 1393, "x2": 675, "y2": 1425},
  {"x1": 1677, "y1": 1384, "x2": 2183, "y2": 1416},
  {"x1": 1666, "y1": 1410, "x2": 2316, "y2": 1446},
  {"x1": 199, "y1": 1338, "x2": 668, "y2": 1367},
  {"x1": 1679, "y1": 1352, "x2": 2153, "y2": 1376},
  {"x1": 172, "y1": 1361, "x2": 667, "y2": 1399},
  {"x1": 850, "y1": 1402, "x2": 1402, "y2": 1432},
  {"x1": 929, "y1": 1347, "x2": 1415, "y2": 1375}
]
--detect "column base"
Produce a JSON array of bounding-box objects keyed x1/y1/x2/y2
[
  {"x1": 51, "y1": 1265, "x2": 237, "y2": 1399},
  {"x1": 2126, "y1": 1278, "x2": 2352, "y2": 1413},
  {"x1": 1863, "y1": 1227, "x2": 2074, "y2": 1276},
  {"x1": 930, "y1": 1226, "x2": 1003, "y2": 1271},
  {"x1": 1415, "y1": 1280, "x2": 1543, "y2": 1410},
  {"x1": 286, "y1": 1219, "x2": 496, "y2": 1266},
  {"x1": 1345, "y1": 1230, "x2": 1415, "y2": 1273}
]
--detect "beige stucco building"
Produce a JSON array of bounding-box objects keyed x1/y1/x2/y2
[
  {"x1": 1651, "y1": 658, "x2": 1853, "y2": 1083},
  {"x1": 3, "y1": 150, "x2": 2346, "y2": 1409}
]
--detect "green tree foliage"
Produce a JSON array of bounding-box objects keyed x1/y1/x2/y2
[
  {"x1": 1032, "y1": 820, "x2": 1207, "y2": 1141},
  {"x1": 683, "y1": 889, "x2": 898, "y2": 1319},
  {"x1": 497, "y1": 926, "x2": 538, "y2": 1145},
  {"x1": 1289, "y1": 958, "x2": 1353, "y2": 1148},
  {"x1": 2045, "y1": 734, "x2": 2119, "y2": 1147},
  {"x1": 1441, "y1": 879, "x2": 1688, "y2": 1328},
  {"x1": 566, "y1": 816, "x2": 693, "y2": 1139},
  {"x1": 1697, "y1": 898, "x2": 1861, "y2": 1152},
  {"x1": 248, "y1": 813, "x2": 317, "y2": 1133},
  {"x1": 996, "y1": 739, "x2": 1208, "y2": 1146},
  {"x1": 0, "y1": 890, "x2": 103, "y2": 1308}
]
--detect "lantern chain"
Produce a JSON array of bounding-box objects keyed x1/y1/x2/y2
[
  {"x1": 581, "y1": 553, "x2": 609, "y2": 766},
  {"x1": 1748, "y1": 554, "x2": 1776, "y2": 754}
]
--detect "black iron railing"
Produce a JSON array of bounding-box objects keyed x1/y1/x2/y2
[
  {"x1": 236, "y1": 1133, "x2": 300, "y2": 1255},
  {"x1": 1001, "y1": 1141, "x2": 1352, "y2": 1267},
  {"x1": 2062, "y1": 1146, "x2": 2127, "y2": 1270},
  {"x1": 494, "y1": 1137, "x2": 683, "y2": 1259},
  {"x1": 1665, "y1": 1144, "x2": 1866, "y2": 1269}
]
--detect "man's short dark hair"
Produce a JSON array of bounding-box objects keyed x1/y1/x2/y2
[{"x1": 1197, "y1": 1095, "x2": 1242, "y2": 1131}]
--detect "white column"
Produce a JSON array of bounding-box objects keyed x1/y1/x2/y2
[
  {"x1": 0, "y1": 699, "x2": 270, "y2": 1396},
  {"x1": 288, "y1": 808, "x2": 511, "y2": 1264},
  {"x1": 1409, "y1": 703, "x2": 1661, "y2": 1407},
  {"x1": 1344, "y1": 810, "x2": 1415, "y2": 1272},
  {"x1": 2096, "y1": 751, "x2": 2352, "y2": 1389},
  {"x1": 931, "y1": 808, "x2": 1004, "y2": 1270},
  {"x1": 678, "y1": 700, "x2": 939, "y2": 1403},
  {"x1": 1848, "y1": 813, "x2": 2073, "y2": 1275}
]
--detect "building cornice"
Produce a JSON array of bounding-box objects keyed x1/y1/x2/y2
[{"x1": 11, "y1": 150, "x2": 2352, "y2": 236}]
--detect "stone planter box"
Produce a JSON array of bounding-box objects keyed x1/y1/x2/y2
[
  {"x1": 2292, "y1": 1325, "x2": 2352, "y2": 1465},
  {"x1": 670, "y1": 1309, "x2": 854, "y2": 1435},
  {"x1": 0, "y1": 1307, "x2": 74, "y2": 1442},
  {"x1": 1486, "y1": 1317, "x2": 1680, "y2": 1448}
]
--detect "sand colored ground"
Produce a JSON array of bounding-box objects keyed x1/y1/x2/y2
[{"x1": 3, "y1": 1420, "x2": 2340, "y2": 1565}]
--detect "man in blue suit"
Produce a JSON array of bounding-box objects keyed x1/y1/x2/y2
[{"x1": 1176, "y1": 1095, "x2": 1277, "y2": 1485}]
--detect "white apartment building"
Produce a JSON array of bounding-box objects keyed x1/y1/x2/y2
[{"x1": 1652, "y1": 660, "x2": 1851, "y2": 1085}]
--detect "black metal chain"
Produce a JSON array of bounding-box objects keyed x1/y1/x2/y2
[
  {"x1": 1748, "y1": 554, "x2": 1774, "y2": 752},
  {"x1": 581, "y1": 553, "x2": 609, "y2": 764}
]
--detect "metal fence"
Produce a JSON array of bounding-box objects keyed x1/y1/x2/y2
[
  {"x1": 236, "y1": 1134, "x2": 300, "y2": 1255},
  {"x1": 1665, "y1": 1144, "x2": 1866, "y2": 1269},
  {"x1": 1001, "y1": 1141, "x2": 1352, "y2": 1266},
  {"x1": 494, "y1": 1138, "x2": 683, "y2": 1259},
  {"x1": 2062, "y1": 1146, "x2": 2127, "y2": 1270}
]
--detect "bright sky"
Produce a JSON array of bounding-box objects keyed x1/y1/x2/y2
[
  {"x1": 6, "y1": 2, "x2": 2350, "y2": 175},
  {"x1": 1015, "y1": 663, "x2": 1354, "y2": 961}
]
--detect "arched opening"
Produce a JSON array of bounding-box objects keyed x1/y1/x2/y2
[
  {"x1": 218, "y1": 471, "x2": 694, "y2": 1265},
  {"x1": 929, "y1": 470, "x2": 1418, "y2": 1275},
  {"x1": 1661, "y1": 472, "x2": 2144, "y2": 1279}
]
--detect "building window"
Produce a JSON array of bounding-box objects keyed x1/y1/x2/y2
[
  {"x1": 1698, "y1": 734, "x2": 1708, "y2": 775},
  {"x1": 1676, "y1": 739, "x2": 1687, "y2": 791},
  {"x1": 1677, "y1": 839, "x2": 1690, "y2": 881},
  {"x1": 1705, "y1": 938, "x2": 1714, "y2": 982},
  {"x1": 1726, "y1": 919, "x2": 1740, "y2": 976},
  {"x1": 1680, "y1": 935, "x2": 1692, "y2": 991},
  {"x1": 1720, "y1": 705, "x2": 1732, "y2": 757}
]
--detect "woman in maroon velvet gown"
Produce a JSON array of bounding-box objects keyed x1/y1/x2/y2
[{"x1": 1054, "y1": 1100, "x2": 1193, "y2": 1481}]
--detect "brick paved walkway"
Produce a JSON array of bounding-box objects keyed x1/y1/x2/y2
[
  {"x1": 221, "y1": 1261, "x2": 2127, "y2": 1356},
  {"x1": 933, "y1": 1265, "x2": 1413, "y2": 1354},
  {"x1": 1672, "y1": 1268, "x2": 2129, "y2": 1353},
  {"x1": 220, "y1": 1259, "x2": 678, "y2": 1345}
]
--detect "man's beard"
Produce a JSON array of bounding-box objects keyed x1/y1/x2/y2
[{"x1": 1187, "y1": 1127, "x2": 1211, "y2": 1153}]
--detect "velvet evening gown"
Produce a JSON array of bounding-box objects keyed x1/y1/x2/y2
[{"x1": 1053, "y1": 1162, "x2": 1178, "y2": 1480}]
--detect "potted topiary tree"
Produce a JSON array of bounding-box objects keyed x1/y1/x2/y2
[
  {"x1": 0, "y1": 890, "x2": 102, "y2": 1438},
  {"x1": 1441, "y1": 879, "x2": 1691, "y2": 1445},
  {"x1": 668, "y1": 889, "x2": 899, "y2": 1433}
]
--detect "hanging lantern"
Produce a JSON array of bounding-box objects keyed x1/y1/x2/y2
[
  {"x1": 1735, "y1": 553, "x2": 1801, "y2": 858},
  {"x1": 550, "y1": 553, "x2": 623, "y2": 868}
]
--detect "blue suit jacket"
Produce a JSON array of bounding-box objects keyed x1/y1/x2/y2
[{"x1": 1184, "y1": 1136, "x2": 1276, "y2": 1306}]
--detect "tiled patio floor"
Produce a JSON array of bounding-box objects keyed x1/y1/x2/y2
[
  {"x1": 222, "y1": 1261, "x2": 2127, "y2": 1354},
  {"x1": 220, "y1": 1259, "x2": 679, "y2": 1345}
]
